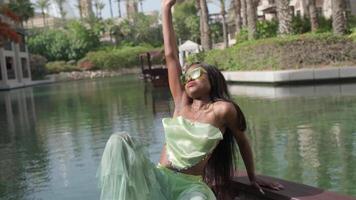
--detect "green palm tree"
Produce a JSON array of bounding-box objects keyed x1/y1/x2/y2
[
  {"x1": 35, "y1": 0, "x2": 50, "y2": 27},
  {"x1": 93, "y1": 0, "x2": 105, "y2": 19},
  {"x1": 8, "y1": 0, "x2": 35, "y2": 27}
]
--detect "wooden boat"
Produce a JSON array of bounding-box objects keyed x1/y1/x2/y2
[
  {"x1": 139, "y1": 50, "x2": 168, "y2": 87},
  {"x1": 230, "y1": 171, "x2": 356, "y2": 200}
]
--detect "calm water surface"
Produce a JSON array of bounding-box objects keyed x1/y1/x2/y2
[{"x1": 0, "y1": 75, "x2": 356, "y2": 199}]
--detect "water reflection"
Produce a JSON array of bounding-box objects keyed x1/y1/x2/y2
[
  {"x1": 231, "y1": 83, "x2": 356, "y2": 196},
  {"x1": 0, "y1": 78, "x2": 356, "y2": 199},
  {"x1": 0, "y1": 76, "x2": 172, "y2": 199}
]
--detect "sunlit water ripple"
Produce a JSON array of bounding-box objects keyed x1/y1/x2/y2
[{"x1": 1, "y1": 75, "x2": 356, "y2": 199}]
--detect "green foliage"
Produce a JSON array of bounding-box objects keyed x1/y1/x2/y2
[
  {"x1": 45, "y1": 61, "x2": 80, "y2": 74},
  {"x1": 173, "y1": 0, "x2": 200, "y2": 42},
  {"x1": 28, "y1": 29, "x2": 69, "y2": 61},
  {"x1": 257, "y1": 20, "x2": 278, "y2": 39},
  {"x1": 186, "y1": 52, "x2": 206, "y2": 65},
  {"x1": 192, "y1": 33, "x2": 356, "y2": 71},
  {"x1": 112, "y1": 13, "x2": 163, "y2": 47},
  {"x1": 349, "y1": 28, "x2": 356, "y2": 41},
  {"x1": 28, "y1": 21, "x2": 100, "y2": 61},
  {"x1": 8, "y1": 0, "x2": 34, "y2": 23},
  {"x1": 348, "y1": 15, "x2": 356, "y2": 32},
  {"x1": 210, "y1": 22, "x2": 223, "y2": 43},
  {"x1": 235, "y1": 28, "x2": 249, "y2": 44},
  {"x1": 83, "y1": 45, "x2": 162, "y2": 70},
  {"x1": 83, "y1": 16, "x2": 106, "y2": 36},
  {"x1": 291, "y1": 15, "x2": 311, "y2": 34},
  {"x1": 65, "y1": 21, "x2": 101, "y2": 60},
  {"x1": 235, "y1": 20, "x2": 277, "y2": 44},
  {"x1": 316, "y1": 16, "x2": 332, "y2": 33}
]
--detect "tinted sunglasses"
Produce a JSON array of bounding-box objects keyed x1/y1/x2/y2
[{"x1": 181, "y1": 67, "x2": 207, "y2": 84}]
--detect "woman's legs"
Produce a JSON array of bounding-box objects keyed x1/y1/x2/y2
[
  {"x1": 177, "y1": 184, "x2": 216, "y2": 200},
  {"x1": 97, "y1": 133, "x2": 166, "y2": 200}
]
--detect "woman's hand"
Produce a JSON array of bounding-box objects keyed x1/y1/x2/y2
[
  {"x1": 162, "y1": 0, "x2": 176, "y2": 8},
  {"x1": 250, "y1": 177, "x2": 284, "y2": 195}
]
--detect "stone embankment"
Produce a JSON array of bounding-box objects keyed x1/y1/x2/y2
[
  {"x1": 48, "y1": 68, "x2": 140, "y2": 82},
  {"x1": 223, "y1": 66, "x2": 356, "y2": 85}
]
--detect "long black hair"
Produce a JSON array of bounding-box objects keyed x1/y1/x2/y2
[{"x1": 187, "y1": 63, "x2": 247, "y2": 199}]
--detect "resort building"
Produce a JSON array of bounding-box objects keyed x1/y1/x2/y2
[
  {"x1": 24, "y1": 12, "x2": 58, "y2": 29},
  {"x1": 257, "y1": 0, "x2": 356, "y2": 20},
  {"x1": 0, "y1": 9, "x2": 32, "y2": 90}
]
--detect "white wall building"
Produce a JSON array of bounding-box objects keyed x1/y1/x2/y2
[
  {"x1": 257, "y1": 0, "x2": 356, "y2": 20},
  {"x1": 0, "y1": 15, "x2": 32, "y2": 90}
]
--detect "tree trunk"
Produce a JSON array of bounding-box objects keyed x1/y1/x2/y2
[
  {"x1": 308, "y1": 0, "x2": 319, "y2": 32},
  {"x1": 220, "y1": 0, "x2": 228, "y2": 48},
  {"x1": 241, "y1": 0, "x2": 247, "y2": 27},
  {"x1": 200, "y1": 0, "x2": 211, "y2": 50},
  {"x1": 246, "y1": 0, "x2": 257, "y2": 40},
  {"x1": 139, "y1": 0, "x2": 143, "y2": 12},
  {"x1": 118, "y1": 0, "x2": 122, "y2": 17},
  {"x1": 233, "y1": 0, "x2": 242, "y2": 34},
  {"x1": 303, "y1": 0, "x2": 310, "y2": 17},
  {"x1": 276, "y1": 0, "x2": 292, "y2": 35},
  {"x1": 77, "y1": 0, "x2": 83, "y2": 19},
  {"x1": 332, "y1": 0, "x2": 347, "y2": 35},
  {"x1": 41, "y1": 10, "x2": 46, "y2": 27},
  {"x1": 109, "y1": 0, "x2": 113, "y2": 18}
]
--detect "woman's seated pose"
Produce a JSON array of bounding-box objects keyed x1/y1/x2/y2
[{"x1": 97, "y1": 0, "x2": 283, "y2": 199}]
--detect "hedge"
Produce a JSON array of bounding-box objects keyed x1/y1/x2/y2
[{"x1": 188, "y1": 33, "x2": 356, "y2": 71}]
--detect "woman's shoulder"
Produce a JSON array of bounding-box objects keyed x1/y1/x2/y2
[
  {"x1": 213, "y1": 101, "x2": 235, "y2": 114},
  {"x1": 212, "y1": 101, "x2": 237, "y2": 123}
]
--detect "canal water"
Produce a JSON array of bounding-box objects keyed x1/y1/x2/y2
[{"x1": 0, "y1": 75, "x2": 355, "y2": 199}]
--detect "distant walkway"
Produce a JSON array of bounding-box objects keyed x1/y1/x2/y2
[{"x1": 222, "y1": 66, "x2": 356, "y2": 84}]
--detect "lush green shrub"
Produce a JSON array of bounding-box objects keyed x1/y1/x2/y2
[
  {"x1": 113, "y1": 13, "x2": 163, "y2": 47},
  {"x1": 210, "y1": 21, "x2": 223, "y2": 43},
  {"x1": 28, "y1": 21, "x2": 100, "y2": 61},
  {"x1": 348, "y1": 15, "x2": 356, "y2": 32},
  {"x1": 257, "y1": 20, "x2": 278, "y2": 39},
  {"x1": 173, "y1": 0, "x2": 200, "y2": 43},
  {"x1": 30, "y1": 54, "x2": 48, "y2": 79},
  {"x1": 83, "y1": 45, "x2": 162, "y2": 70},
  {"x1": 66, "y1": 21, "x2": 101, "y2": 60},
  {"x1": 188, "y1": 33, "x2": 356, "y2": 71},
  {"x1": 235, "y1": 28, "x2": 249, "y2": 44},
  {"x1": 350, "y1": 28, "x2": 356, "y2": 41},
  {"x1": 291, "y1": 15, "x2": 311, "y2": 34},
  {"x1": 45, "y1": 61, "x2": 80, "y2": 74},
  {"x1": 186, "y1": 52, "x2": 206, "y2": 64},
  {"x1": 317, "y1": 16, "x2": 332, "y2": 33}
]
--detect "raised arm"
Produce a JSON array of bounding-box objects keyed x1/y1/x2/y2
[{"x1": 162, "y1": 0, "x2": 184, "y2": 105}]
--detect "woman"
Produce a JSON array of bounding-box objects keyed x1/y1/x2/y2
[{"x1": 97, "y1": 0, "x2": 282, "y2": 199}]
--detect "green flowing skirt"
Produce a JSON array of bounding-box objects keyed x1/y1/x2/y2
[{"x1": 97, "y1": 133, "x2": 216, "y2": 200}]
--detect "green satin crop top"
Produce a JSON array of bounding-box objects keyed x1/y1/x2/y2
[{"x1": 162, "y1": 116, "x2": 223, "y2": 170}]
